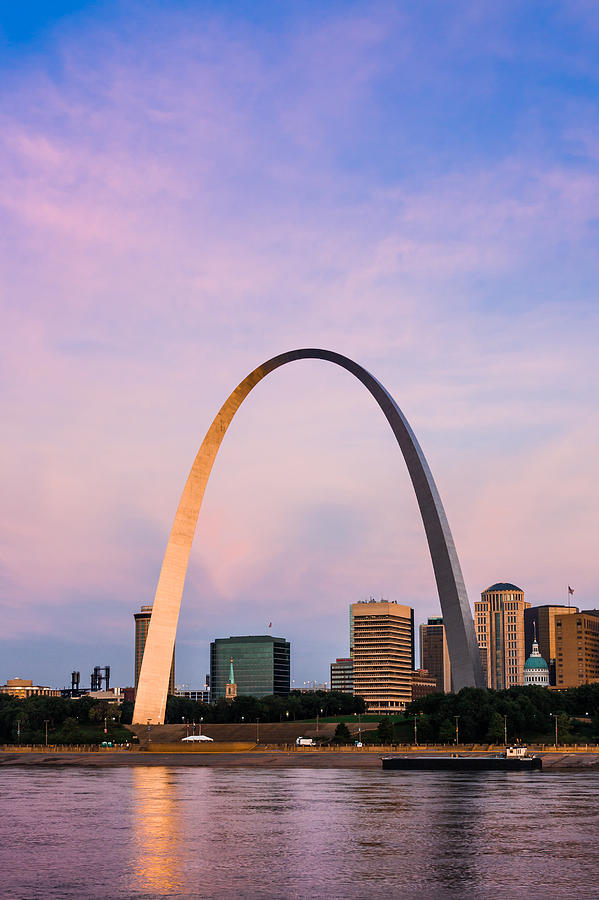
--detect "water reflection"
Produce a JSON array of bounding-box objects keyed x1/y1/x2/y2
[
  {"x1": 1, "y1": 767, "x2": 599, "y2": 898},
  {"x1": 423, "y1": 773, "x2": 485, "y2": 892},
  {"x1": 131, "y1": 767, "x2": 185, "y2": 896}
]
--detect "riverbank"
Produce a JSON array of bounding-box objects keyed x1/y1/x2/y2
[{"x1": 1, "y1": 749, "x2": 598, "y2": 769}]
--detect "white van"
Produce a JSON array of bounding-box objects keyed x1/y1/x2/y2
[{"x1": 296, "y1": 737, "x2": 315, "y2": 746}]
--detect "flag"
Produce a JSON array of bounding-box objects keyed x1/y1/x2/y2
[
  {"x1": 568, "y1": 586, "x2": 574, "y2": 595},
  {"x1": 268, "y1": 622, "x2": 272, "y2": 628}
]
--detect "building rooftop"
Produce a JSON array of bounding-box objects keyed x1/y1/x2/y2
[
  {"x1": 524, "y1": 655, "x2": 548, "y2": 670},
  {"x1": 484, "y1": 582, "x2": 523, "y2": 593}
]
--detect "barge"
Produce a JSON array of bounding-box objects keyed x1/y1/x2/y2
[{"x1": 381, "y1": 745, "x2": 542, "y2": 772}]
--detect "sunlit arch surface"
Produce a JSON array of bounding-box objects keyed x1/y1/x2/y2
[{"x1": 133, "y1": 349, "x2": 485, "y2": 724}]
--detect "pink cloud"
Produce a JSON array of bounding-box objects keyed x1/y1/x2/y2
[{"x1": 1, "y1": 5, "x2": 598, "y2": 684}]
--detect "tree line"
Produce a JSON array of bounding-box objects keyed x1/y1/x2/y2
[
  {"x1": 1, "y1": 684, "x2": 598, "y2": 745},
  {"x1": 0, "y1": 689, "x2": 365, "y2": 744},
  {"x1": 162, "y1": 690, "x2": 366, "y2": 726},
  {"x1": 0, "y1": 694, "x2": 131, "y2": 745},
  {"x1": 324, "y1": 684, "x2": 599, "y2": 745},
  {"x1": 402, "y1": 684, "x2": 599, "y2": 744}
]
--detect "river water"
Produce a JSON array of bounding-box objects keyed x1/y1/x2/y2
[{"x1": 1, "y1": 766, "x2": 598, "y2": 899}]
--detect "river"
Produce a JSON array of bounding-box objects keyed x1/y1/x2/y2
[{"x1": 1, "y1": 767, "x2": 598, "y2": 898}]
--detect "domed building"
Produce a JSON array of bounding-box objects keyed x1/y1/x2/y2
[{"x1": 523, "y1": 630, "x2": 550, "y2": 686}]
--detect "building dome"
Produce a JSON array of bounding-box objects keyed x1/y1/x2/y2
[
  {"x1": 484, "y1": 582, "x2": 523, "y2": 593},
  {"x1": 523, "y1": 636, "x2": 549, "y2": 686},
  {"x1": 524, "y1": 654, "x2": 548, "y2": 670}
]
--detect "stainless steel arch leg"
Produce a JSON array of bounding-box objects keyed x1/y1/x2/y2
[{"x1": 133, "y1": 349, "x2": 484, "y2": 724}]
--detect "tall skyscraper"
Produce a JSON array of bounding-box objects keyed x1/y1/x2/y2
[
  {"x1": 475, "y1": 583, "x2": 530, "y2": 689},
  {"x1": 419, "y1": 616, "x2": 451, "y2": 692},
  {"x1": 330, "y1": 658, "x2": 354, "y2": 693},
  {"x1": 524, "y1": 605, "x2": 579, "y2": 685},
  {"x1": 351, "y1": 600, "x2": 414, "y2": 713},
  {"x1": 134, "y1": 605, "x2": 175, "y2": 695},
  {"x1": 555, "y1": 610, "x2": 599, "y2": 687},
  {"x1": 210, "y1": 635, "x2": 290, "y2": 701}
]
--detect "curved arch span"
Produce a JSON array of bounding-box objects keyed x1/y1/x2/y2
[{"x1": 133, "y1": 349, "x2": 484, "y2": 724}]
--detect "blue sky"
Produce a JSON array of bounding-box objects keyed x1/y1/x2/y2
[{"x1": 1, "y1": 1, "x2": 598, "y2": 689}]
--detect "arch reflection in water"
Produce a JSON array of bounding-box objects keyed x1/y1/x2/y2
[{"x1": 131, "y1": 768, "x2": 185, "y2": 896}]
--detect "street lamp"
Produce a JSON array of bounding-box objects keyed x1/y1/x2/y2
[
  {"x1": 354, "y1": 712, "x2": 362, "y2": 743},
  {"x1": 16, "y1": 719, "x2": 21, "y2": 744},
  {"x1": 256, "y1": 718, "x2": 260, "y2": 742},
  {"x1": 550, "y1": 713, "x2": 558, "y2": 749},
  {"x1": 454, "y1": 716, "x2": 460, "y2": 746},
  {"x1": 413, "y1": 716, "x2": 418, "y2": 746},
  {"x1": 504, "y1": 715, "x2": 507, "y2": 745},
  {"x1": 199, "y1": 717, "x2": 203, "y2": 736},
  {"x1": 44, "y1": 719, "x2": 49, "y2": 747}
]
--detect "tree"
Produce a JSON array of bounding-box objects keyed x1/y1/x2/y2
[
  {"x1": 438, "y1": 718, "x2": 455, "y2": 743},
  {"x1": 486, "y1": 711, "x2": 505, "y2": 744},
  {"x1": 89, "y1": 701, "x2": 121, "y2": 724},
  {"x1": 58, "y1": 717, "x2": 86, "y2": 744},
  {"x1": 377, "y1": 719, "x2": 394, "y2": 744},
  {"x1": 333, "y1": 722, "x2": 351, "y2": 744},
  {"x1": 556, "y1": 713, "x2": 572, "y2": 744}
]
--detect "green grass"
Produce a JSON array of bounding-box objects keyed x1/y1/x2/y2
[{"x1": 295, "y1": 715, "x2": 405, "y2": 724}]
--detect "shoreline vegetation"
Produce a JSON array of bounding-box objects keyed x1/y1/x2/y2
[{"x1": 2, "y1": 683, "x2": 598, "y2": 747}]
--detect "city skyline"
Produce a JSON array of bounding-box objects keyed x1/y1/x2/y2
[{"x1": 1, "y1": 3, "x2": 598, "y2": 688}]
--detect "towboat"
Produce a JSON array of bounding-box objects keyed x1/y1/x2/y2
[{"x1": 381, "y1": 745, "x2": 542, "y2": 771}]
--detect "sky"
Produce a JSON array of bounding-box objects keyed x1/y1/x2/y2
[{"x1": 1, "y1": 1, "x2": 598, "y2": 690}]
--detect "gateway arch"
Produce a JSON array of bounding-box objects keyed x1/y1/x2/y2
[{"x1": 133, "y1": 349, "x2": 484, "y2": 725}]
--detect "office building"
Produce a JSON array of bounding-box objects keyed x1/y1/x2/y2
[
  {"x1": 351, "y1": 599, "x2": 414, "y2": 713},
  {"x1": 475, "y1": 583, "x2": 530, "y2": 689},
  {"x1": 524, "y1": 605, "x2": 578, "y2": 685},
  {"x1": 174, "y1": 687, "x2": 210, "y2": 703},
  {"x1": 134, "y1": 605, "x2": 175, "y2": 695},
  {"x1": 411, "y1": 668, "x2": 438, "y2": 701},
  {"x1": 1, "y1": 678, "x2": 60, "y2": 698},
  {"x1": 555, "y1": 610, "x2": 599, "y2": 687},
  {"x1": 210, "y1": 635, "x2": 290, "y2": 701},
  {"x1": 330, "y1": 658, "x2": 354, "y2": 693},
  {"x1": 301, "y1": 681, "x2": 330, "y2": 692},
  {"x1": 419, "y1": 616, "x2": 451, "y2": 692}
]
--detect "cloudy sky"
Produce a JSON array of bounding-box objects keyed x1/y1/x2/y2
[{"x1": 1, "y1": 1, "x2": 598, "y2": 689}]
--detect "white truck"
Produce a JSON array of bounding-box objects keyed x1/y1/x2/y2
[{"x1": 296, "y1": 737, "x2": 316, "y2": 746}]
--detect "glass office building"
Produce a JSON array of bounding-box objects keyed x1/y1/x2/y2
[{"x1": 210, "y1": 635, "x2": 290, "y2": 701}]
